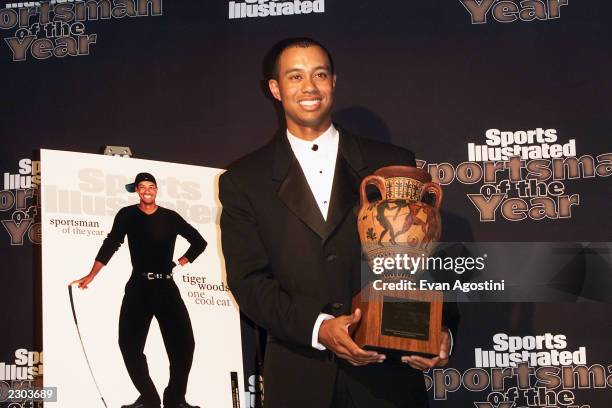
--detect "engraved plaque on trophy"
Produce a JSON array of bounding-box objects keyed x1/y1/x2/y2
[{"x1": 381, "y1": 296, "x2": 430, "y2": 340}]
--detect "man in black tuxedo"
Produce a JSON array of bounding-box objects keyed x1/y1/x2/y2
[{"x1": 219, "y1": 38, "x2": 458, "y2": 407}]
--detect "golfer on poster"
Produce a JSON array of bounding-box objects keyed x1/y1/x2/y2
[{"x1": 71, "y1": 172, "x2": 206, "y2": 408}]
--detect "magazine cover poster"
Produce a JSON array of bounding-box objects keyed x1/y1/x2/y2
[{"x1": 41, "y1": 149, "x2": 243, "y2": 408}]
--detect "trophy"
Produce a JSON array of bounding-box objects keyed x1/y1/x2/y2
[{"x1": 353, "y1": 166, "x2": 443, "y2": 358}]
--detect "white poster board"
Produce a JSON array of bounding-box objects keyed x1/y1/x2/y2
[{"x1": 41, "y1": 149, "x2": 243, "y2": 408}]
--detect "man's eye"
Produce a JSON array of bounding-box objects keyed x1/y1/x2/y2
[
  {"x1": 315, "y1": 72, "x2": 327, "y2": 79},
  {"x1": 289, "y1": 75, "x2": 301, "y2": 80}
]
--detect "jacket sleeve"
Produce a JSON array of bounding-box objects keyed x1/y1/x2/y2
[
  {"x1": 219, "y1": 171, "x2": 324, "y2": 347},
  {"x1": 442, "y1": 301, "x2": 460, "y2": 347}
]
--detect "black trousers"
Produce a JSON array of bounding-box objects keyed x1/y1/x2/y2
[
  {"x1": 119, "y1": 276, "x2": 195, "y2": 405},
  {"x1": 332, "y1": 362, "x2": 429, "y2": 408}
]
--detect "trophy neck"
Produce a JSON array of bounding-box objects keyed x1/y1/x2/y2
[{"x1": 384, "y1": 177, "x2": 423, "y2": 201}]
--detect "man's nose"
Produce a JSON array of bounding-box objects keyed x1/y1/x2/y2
[{"x1": 301, "y1": 75, "x2": 317, "y2": 93}]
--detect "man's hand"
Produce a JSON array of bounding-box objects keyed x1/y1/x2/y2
[
  {"x1": 70, "y1": 274, "x2": 95, "y2": 289},
  {"x1": 318, "y1": 308, "x2": 386, "y2": 366},
  {"x1": 178, "y1": 256, "x2": 189, "y2": 266},
  {"x1": 401, "y1": 327, "x2": 451, "y2": 370}
]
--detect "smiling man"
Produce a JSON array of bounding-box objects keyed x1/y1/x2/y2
[
  {"x1": 72, "y1": 172, "x2": 206, "y2": 408},
  {"x1": 268, "y1": 43, "x2": 336, "y2": 139},
  {"x1": 219, "y1": 38, "x2": 458, "y2": 407}
]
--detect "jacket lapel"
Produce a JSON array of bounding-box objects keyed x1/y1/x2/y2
[
  {"x1": 323, "y1": 129, "x2": 367, "y2": 243},
  {"x1": 272, "y1": 128, "x2": 368, "y2": 242},
  {"x1": 273, "y1": 132, "x2": 327, "y2": 240}
]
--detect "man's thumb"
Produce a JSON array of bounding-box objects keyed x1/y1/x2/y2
[{"x1": 349, "y1": 308, "x2": 362, "y2": 325}]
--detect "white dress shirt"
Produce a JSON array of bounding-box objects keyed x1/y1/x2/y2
[{"x1": 286, "y1": 125, "x2": 339, "y2": 221}]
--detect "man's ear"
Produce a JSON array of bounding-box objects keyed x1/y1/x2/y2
[{"x1": 268, "y1": 79, "x2": 281, "y2": 101}]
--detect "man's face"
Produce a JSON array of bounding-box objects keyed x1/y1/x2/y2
[
  {"x1": 268, "y1": 45, "x2": 336, "y2": 135},
  {"x1": 136, "y1": 181, "x2": 157, "y2": 205}
]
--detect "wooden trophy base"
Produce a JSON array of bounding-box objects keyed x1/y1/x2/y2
[{"x1": 351, "y1": 282, "x2": 443, "y2": 359}]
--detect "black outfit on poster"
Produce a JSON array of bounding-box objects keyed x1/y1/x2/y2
[
  {"x1": 219, "y1": 129, "x2": 459, "y2": 408},
  {"x1": 96, "y1": 205, "x2": 207, "y2": 406}
]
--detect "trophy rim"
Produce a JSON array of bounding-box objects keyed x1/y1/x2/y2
[{"x1": 373, "y1": 165, "x2": 432, "y2": 183}]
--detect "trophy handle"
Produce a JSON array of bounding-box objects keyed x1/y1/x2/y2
[
  {"x1": 359, "y1": 175, "x2": 386, "y2": 207},
  {"x1": 420, "y1": 182, "x2": 443, "y2": 210}
]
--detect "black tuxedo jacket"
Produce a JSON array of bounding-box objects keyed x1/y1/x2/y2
[{"x1": 219, "y1": 129, "x2": 459, "y2": 408}]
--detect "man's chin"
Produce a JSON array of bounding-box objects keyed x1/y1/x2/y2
[{"x1": 293, "y1": 116, "x2": 333, "y2": 130}]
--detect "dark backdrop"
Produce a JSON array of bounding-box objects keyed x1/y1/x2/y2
[{"x1": 1, "y1": 1, "x2": 611, "y2": 406}]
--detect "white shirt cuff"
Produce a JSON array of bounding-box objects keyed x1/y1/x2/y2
[
  {"x1": 311, "y1": 313, "x2": 334, "y2": 350},
  {"x1": 447, "y1": 327, "x2": 454, "y2": 356}
]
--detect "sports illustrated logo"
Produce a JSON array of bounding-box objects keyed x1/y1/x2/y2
[
  {"x1": 243, "y1": 374, "x2": 264, "y2": 408},
  {"x1": 1, "y1": 158, "x2": 41, "y2": 245},
  {"x1": 0, "y1": 349, "x2": 43, "y2": 381},
  {"x1": 228, "y1": 0, "x2": 324, "y2": 20},
  {"x1": 425, "y1": 333, "x2": 611, "y2": 407},
  {"x1": 459, "y1": 0, "x2": 568, "y2": 24},
  {"x1": 43, "y1": 168, "x2": 219, "y2": 225},
  {"x1": 468, "y1": 129, "x2": 574, "y2": 162},
  {"x1": 0, "y1": 0, "x2": 163, "y2": 62},
  {"x1": 417, "y1": 128, "x2": 612, "y2": 223},
  {"x1": 476, "y1": 333, "x2": 584, "y2": 368}
]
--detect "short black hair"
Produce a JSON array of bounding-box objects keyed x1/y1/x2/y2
[{"x1": 265, "y1": 37, "x2": 335, "y2": 80}]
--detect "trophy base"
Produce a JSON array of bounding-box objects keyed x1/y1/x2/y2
[
  {"x1": 352, "y1": 283, "x2": 443, "y2": 358},
  {"x1": 362, "y1": 345, "x2": 437, "y2": 361}
]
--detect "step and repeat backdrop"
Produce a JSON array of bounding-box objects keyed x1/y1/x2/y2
[{"x1": 1, "y1": 1, "x2": 611, "y2": 407}]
